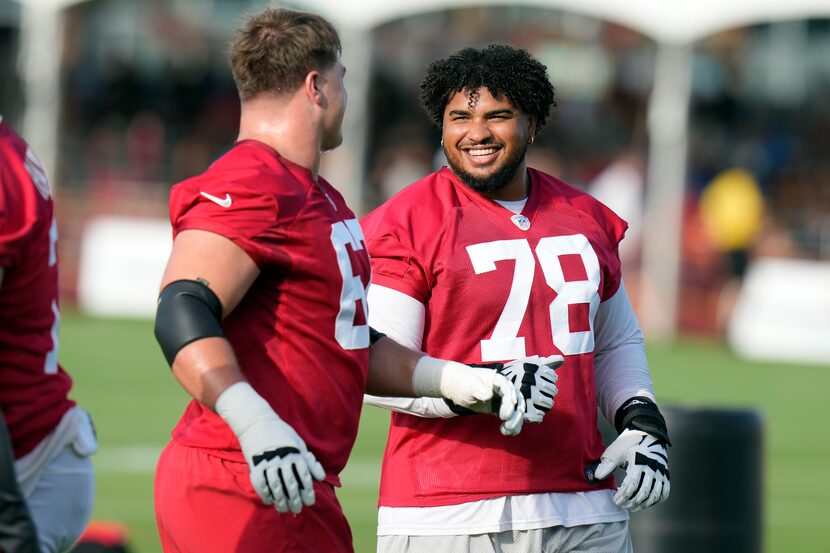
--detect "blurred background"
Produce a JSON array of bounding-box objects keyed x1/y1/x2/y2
[{"x1": 2, "y1": 0, "x2": 830, "y2": 551}]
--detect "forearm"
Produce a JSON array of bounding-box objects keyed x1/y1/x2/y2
[
  {"x1": 594, "y1": 342, "x2": 655, "y2": 426},
  {"x1": 593, "y1": 281, "x2": 656, "y2": 424},
  {"x1": 363, "y1": 394, "x2": 457, "y2": 417},
  {"x1": 365, "y1": 337, "x2": 424, "y2": 397},
  {"x1": 171, "y1": 337, "x2": 247, "y2": 411}
]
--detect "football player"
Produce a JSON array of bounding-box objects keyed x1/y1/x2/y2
[
  {"x1": 362, "y1": 45, "x2": 671, "y2": 553},
  {"x1": 0, "y1": 117, "x2": 97, "y2": 552}
]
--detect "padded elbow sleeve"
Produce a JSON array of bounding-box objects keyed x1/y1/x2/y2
[
  {"x1": 369, "y1": 327, "x2": 386, "y2": 345},
  {"x1": 154, "y1": 279, "x2": 225, "y2": 366}
]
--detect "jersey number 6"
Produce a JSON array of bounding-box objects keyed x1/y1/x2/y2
[{"x1": 330, "y1": 219, "x2": 370, "y2": 350}]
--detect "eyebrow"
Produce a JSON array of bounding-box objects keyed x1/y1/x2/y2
[{"x1": 447, "y1": 108, "x2": 514, "y2": 117}]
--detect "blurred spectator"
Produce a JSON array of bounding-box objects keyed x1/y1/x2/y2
[
  {"x1": 589, "y1": 151, "x2": 646, "y2": 267},
  {"x1": 698, "y1": 168, "x2": 765, "y2": 331},
  {"x1": 699, "y1": 168, "x2": 765, "y2": 279}
]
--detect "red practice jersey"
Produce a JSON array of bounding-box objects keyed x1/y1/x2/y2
[
  {"x1": 362, "y1": 167, "x2": 628, "y2": 507},
  {"x1": 167, "y1": 140, "x2": 371, "y2": 486},
  {"x1": 0, "y1": 120, "x2": 74, "y2": 459}
]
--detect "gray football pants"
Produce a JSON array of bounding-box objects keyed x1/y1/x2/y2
[{"x1": 377, "y1": 520, "x2": 633, "y2": 553}]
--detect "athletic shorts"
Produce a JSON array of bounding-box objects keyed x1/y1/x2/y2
[
  {"x1": 377, "y1": 521, "x2": 632, "y2": 553},
  {"x1": 154, "y1": 441, "x2": 353, "y2": 553}
]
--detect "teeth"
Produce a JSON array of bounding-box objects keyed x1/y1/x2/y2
[{"x1": 469, "y1": 148, "x2": 497, "y2": 156}]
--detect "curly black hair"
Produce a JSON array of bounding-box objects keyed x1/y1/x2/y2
[{"x1": 419, "y1": 44, "x2": 556, "y2": 136}]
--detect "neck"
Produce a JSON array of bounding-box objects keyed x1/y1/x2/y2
[
  {"x1": 482, "y1": 161, "x2": 530, "y2": 201},
  {"x1": 237, "y1": 93, "x2": 323, "y2": 178}
]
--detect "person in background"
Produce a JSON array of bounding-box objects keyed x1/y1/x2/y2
[
  {"x1": 362, "y1": 45, "x2": 671, "y2": 553},
  {"x1": 0, "y1": 117, "x2": 97, "y2": 553},
  {"x1": 152, "y1": 9, "x2": 546, "y2": 553}
]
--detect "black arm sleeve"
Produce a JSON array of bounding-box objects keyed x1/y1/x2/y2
[
  {"x1": 614, "y1": 396, "x2": 671, "y2": 446},
  {"x1": 154, "y1": 279, "x2": 225, "y2": 366},
  {"x1": 369, "y1": 327, "x2": 386, "y2": 346}
]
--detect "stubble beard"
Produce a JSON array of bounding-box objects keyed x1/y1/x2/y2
[{"x1": 445, "y1": 141, "x2": 528, "y2": 194}]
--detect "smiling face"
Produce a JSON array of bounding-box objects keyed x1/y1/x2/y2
[{"x1": 441, "y1": 87, "x2": 535, "y2": 200}]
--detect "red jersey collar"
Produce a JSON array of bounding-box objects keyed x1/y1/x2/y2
[{"x1": 437, "y1": 165, "x2": 541, "y2": 223}]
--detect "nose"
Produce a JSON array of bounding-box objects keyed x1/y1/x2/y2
[{"x1": 465, "y1": 119, "x2": 493, "y2": 143}]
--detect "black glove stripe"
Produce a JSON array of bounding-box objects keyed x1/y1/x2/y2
[
  {"x1": 643, "y1": 478, "x2": 656, "y2": 500},
  {"x1": 651, "y1": 450, "x2": 668, "y2": 463},
  {"x1": 263, "y1": 471, "x2": 276, "y2": 501},
  {"x1": 277, "y1": 467, "x2": 291, "y2": 499},
  {"x1": 292, "y1": 464, "x2": 305, "y2": 491},
  {"x1": 635, "y1": 452, "x2": 670, "y2": 478},
  {"x1": 630, "y1": 472, "x2": 646, "y2": 498},
  {"x1": 253, "y1": 446, "x2": 300, "y2": 465}
]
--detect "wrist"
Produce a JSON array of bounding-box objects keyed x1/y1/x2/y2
[
  {"x1": 215, "y1": 381, "x2": 280, "y2": 439},
  {"x1": 411, "y1": 355, "x2": 447, "y2": 397},
  {"x1": 614, "y1": 396, "x2": 671, "y2": 446}
]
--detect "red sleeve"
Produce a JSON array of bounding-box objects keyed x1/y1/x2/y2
[
  {"x1": 169, "y1": 181, "x2": 281, "y2": 268},
  {"x1": 361, "y1": 208, "x2": 432, "y2": 303},
  {"x1": 0, "y1": 150, "x2": 35, "y2": 267},
  {"x1": 592, "y1": 200, "x2": 628, "y2": 301}
]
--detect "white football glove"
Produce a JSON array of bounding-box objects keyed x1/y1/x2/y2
[
  {"x1": 412, "y1": 356, "x2": 524, "y2": 436},
  {"x1": 215, "y1": 382, "x2": 326, "y2": 514},
  {"x1": 495, "y1": 355, "x2": 563, "y2": 423},
  {"x1": 593, "y1": 429, "x2": 670, "y2": 512}
]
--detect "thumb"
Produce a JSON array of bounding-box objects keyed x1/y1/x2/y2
[
  {"x1": 539, "y1": 354, "x2": 565, "y2": 370},
  {"x1": 304, "y1": 451, "x2": 326, "y2": 482},
  {"x1": 593, "y1": 458, "x2": 618, "y2": 480},
  {"x1": 500, "y1": 408, "x2": 524, "y2": 436},
  {"x1": 493, "y1": 374, "x2": 517, "y2": 420}
]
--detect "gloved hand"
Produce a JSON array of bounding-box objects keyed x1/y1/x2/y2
[
  {"x1": 593, "y1": 428, "x2": 670, "y2": 512},
  {"x1": 412, "y1": 356, "x2": 524, "y2": 436},
  {"x1": 215, "y1": 382, "x2": 326, "y2": 514},
  {"x1": 493, "y1": 355, "x2": 563, "y2": 423}
]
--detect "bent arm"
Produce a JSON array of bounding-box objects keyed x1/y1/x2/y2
[
  {"x1": 364, "y1": 284, "x2": 455, "y2": 417},
  {"x1": 155, "y1": 229, "x2": 260, "y2": 410}
]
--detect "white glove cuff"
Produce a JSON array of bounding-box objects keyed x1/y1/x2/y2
[
  {"x1": 411, "y1": 355, "x2": 447, "y2": 397},
  {"x1": 215, "y1": 381, "x2": 279, "y2": 438}
]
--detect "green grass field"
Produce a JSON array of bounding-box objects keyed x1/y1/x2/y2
[{"x1": 59, "y1": 312, "x2": 830, "y2": 553}]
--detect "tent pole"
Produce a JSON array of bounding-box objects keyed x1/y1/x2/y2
[{"x1": 639, "y1": 41, "x2": 693, "y2": 340}]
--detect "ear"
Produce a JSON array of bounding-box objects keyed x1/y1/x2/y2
[
  {"x1": 303, "y1": 70, "x2": 324, "y2": 106},
  {"x1": 527, "y1": 114, "x2": 537, "y2": 138}
]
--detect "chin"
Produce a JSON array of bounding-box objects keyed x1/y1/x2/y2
[{"x1": 321, "y1": 136, "x2": 343, "y2": 152}]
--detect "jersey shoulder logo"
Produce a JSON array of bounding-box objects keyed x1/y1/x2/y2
[{"x1": 200, "y1": 191, "x2": 232, "y2": 208}]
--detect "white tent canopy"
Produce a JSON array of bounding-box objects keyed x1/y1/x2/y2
[
  {"x1": 14, "y1": 0, "x2": 830, "y2": 336},
  {"x1": 305, "y1": 0, "x2": 830, "y2": 44}
]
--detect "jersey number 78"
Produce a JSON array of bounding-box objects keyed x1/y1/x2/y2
[{"x1": 466, "y1": 234, "x2": 600, "y2": 360}]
